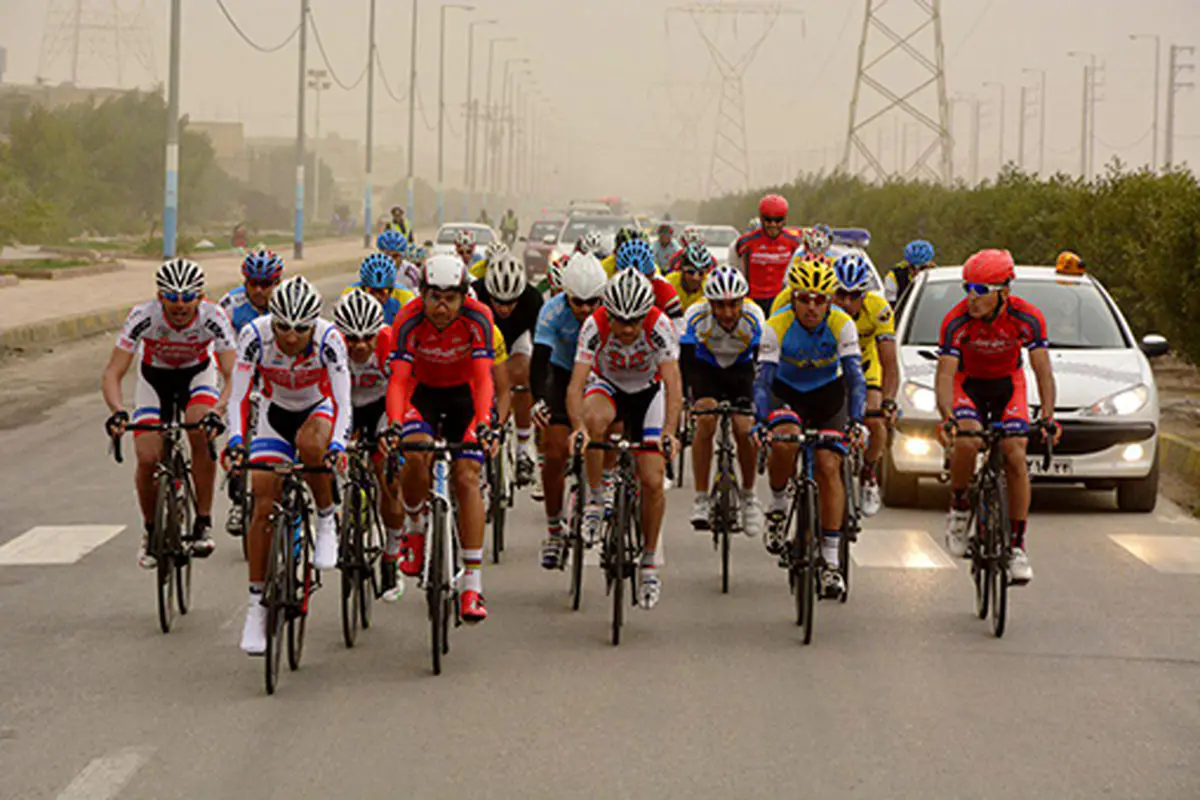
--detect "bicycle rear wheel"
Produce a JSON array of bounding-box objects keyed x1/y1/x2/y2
[
  {"x1": 610, "y1": 489, "x2": 627, "y2": 646},
  {"x1": 989, "y1": 478, "x2": 1011, "y2": 638},
  {"x1": 264, "y1": 513, "x2": 289, "y2": 695},
  {"x1": 796, "y1": 483, "x2": 818, "y2": 645},
  {"x1": 153, "y1": 474, "x2": 176, "y2": 634},
  {"x1": 490, "y1": 453, "x2": 506, "y2": 565},
  {"x1": 339, "y1": 490, "x2": 363, "y2": 648},
  {"x1": 716, "y1": 483, "x2": 732, "y2": 595},
  {"x1": 972, "y1": 504, "x2": 989, "y2": 619},
  {"x1": 568, "y1": 478, "x2": 585, "y2": 611},
  {"x1": 838, "y1": 531, "x2": 851, "y2": 604},
  {"x1": 175, "y1": 472, "x2": 194, "y2": 615},
  {"x1": 287, "y1": 512, "x2": 312, "y2": 671},
  {"x1": 429, "y1": 499, "x2": 448, "y2": 675}
]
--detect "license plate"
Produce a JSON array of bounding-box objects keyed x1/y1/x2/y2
[{"x1": 1027, "y1": 457, "x2": 1073, "y2": 476}]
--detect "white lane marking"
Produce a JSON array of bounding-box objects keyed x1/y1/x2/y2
[
  {"x1": 1109, "y1": 534, "x2": 1200, "y2": 574},
  {"x1": 851, "y1": 528, "x2": 956, "y2": 569},
  {"x1": 0, "y1": 526, "x2": 126, "y2": 565},
  {"x1": 57, "y1": 746, "x2": 153, "y2": 800},
  {"x1": 1154, "y1": 514, "x2": 1199, "y2": 527}
]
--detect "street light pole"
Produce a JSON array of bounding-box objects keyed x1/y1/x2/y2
[
  {"x1": 363, "y1": 0, "x2": 377, "y2": 247},
  {"x1": 499, "y1": 58, "x2": 528, "y2": 212},
  {"x1": 293, "y1": 0, "x2": 310, "y2": 260},
  {"x1": 438, "y1": 4, "x2": 473, "y2": 228},
  {"x1": 405, "y1": 0, "x2": 419, "y2": 226},
  {"x1": 307, "y1": 68, "x2": 331, "y2": 224},
  {"x1": 983, "y1": 81, "x2": 1005, "y2": 169},
  {"x1": 1023, "y1": 68, "x2": 1046, "y2": 174},
  {"x1": 161, "y1": 0, "x2": 181, "y2": 259},
  {"x1": 1069, "y1": 51, "x2": 1096, "y2": 179},
  {"x1": 482, "y1": 37, "x2": 516, "y2": 221},
  {"x1": 1131, "y1": 34, "x2": 1162, "y2": 170},
  {"x1": 462, "y1": 19, "x2": 496, "y2": 220}
]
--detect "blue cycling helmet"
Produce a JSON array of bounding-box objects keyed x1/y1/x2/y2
[
  {"x1": 241, "y1": 249, "x2": 284, "y2": 281},
  {"x1": 616, "y1": 238, "x2": 656, "y2": 276},
  {"x1": 904, "y1": 239, "x2": 935, "y2": 267},
  {"x1": 360, "y1": 252, "x2": 397, "y2": 289},
  {"x1": 377, "y1": 229, "x2": 408, "y2": 253},
  {"x1": 834, "y1": 253, "x2": 872, "y2": 292}
]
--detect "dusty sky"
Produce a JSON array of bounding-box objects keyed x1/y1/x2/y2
[{"x1": 3, "y1": 0, "x2": 1199, "y2": 206}]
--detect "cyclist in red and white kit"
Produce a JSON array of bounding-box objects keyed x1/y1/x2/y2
[
  {"x1": 102, "y1": 259, "x2": 236, "y2": 567},
  {"x1": 222, "y1": 276, "x2": 353, "y2": 655},
  {"x1": 732, "y1": 194, "x2": 804, "y2": 314},
  {"x1": 567, "y1": 269, "x2": 683, "y2": 610},
  {"x1": 935, "y1": 249, "x2": 1061, "y2": 584},
  {"x1": 386, "y1": 254, "x2": 496, "y2": 624}
]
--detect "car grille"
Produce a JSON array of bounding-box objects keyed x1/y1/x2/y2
[{"x1": 899, "y1": 419, "x2": 1155, "y2": 456}]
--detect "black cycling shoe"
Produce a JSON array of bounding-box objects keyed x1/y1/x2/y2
[{"x1": 189, "y1": 517, "x2": 216, "y2": 558}]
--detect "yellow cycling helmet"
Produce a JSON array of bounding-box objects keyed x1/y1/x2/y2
[
  {"x1": 1056, "y1": 250, "x2": 1086, "y2": 276},
  {"x1": 786, "y1": 255, "x2": 839, "y2": 296}
]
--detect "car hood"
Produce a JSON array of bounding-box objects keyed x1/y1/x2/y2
[{"x1": 900, "y1": 345, "x2": 1156, "y2": 412}]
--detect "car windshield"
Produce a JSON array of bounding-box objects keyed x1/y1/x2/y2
[
  {"x1": 436, "y1": 226, "x2": 494, "y2": 245},
  {"x1": 699, "y1": 227, "x2": 738, "y2": 247},
  {"x1": 528, "y1": 221, "x2": 559, "y2": 239},
  {"x1": 558, "y1": 217, "x2": 633, "y2": 244},
  {"x1": 905, "y1": 277, "x2": 1129, "y2": 349}
]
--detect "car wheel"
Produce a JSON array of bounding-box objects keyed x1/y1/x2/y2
[
  {"x1": 1117, "y1": 448, "x2": 1158, "y2": 513},
  {"x1": 881, "y1": 450, "x2": 920, "y2": 508}
]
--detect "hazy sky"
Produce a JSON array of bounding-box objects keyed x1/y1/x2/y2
[{"x1": 3, "y1": 0, "x2": 1200, "y2": 205}]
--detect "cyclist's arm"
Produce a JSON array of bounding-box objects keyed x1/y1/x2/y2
[
  {"x1": 101, "y1": 347, "x2": 135, "y2": 414},
  {"x1": 386, "y1": 358, "x2": 416, "y2": 427},
  {"x1": 469, "y1": 350, "x2": 495, "y2": 434},
  {"x1": 878, "y1": 337, "x2": 900, "y2": 403},
  {"x1": 493, "y1": 358, "x2": 511, "y2": 424},
  {"x1": 226, "y1": 327, "x2": 259, "y2": 447},
  {"x1": 883, "y1": 272, "x2": 898, "y2": 303},
  {"x1": 213, "y1": 349, "x2": 236, "y2": 415},
  {"x1": 660, "y1": 359, "x2": 683, "y2": 443},
  {"x1": 934, "y1": 355, "x2": 959, "y2": 422},
  {"x1": 324, "y1": 334, "x2": 353, "y2": 453},
  {"x1": 753, "y1": 324, "x2": 781, "y2": 423},
  {"x1": 1029, "y1": 347, "x2": 1056, "y2": 421},
  {"x1": 842, "y1": 354, "x2": 867, "y2": 423},
  {"x1": 565, "y1": 361, "x2": 591, "y2": 431},
  {"x1": 529, "y1": 342, "x2": 552, "y2": 404}
]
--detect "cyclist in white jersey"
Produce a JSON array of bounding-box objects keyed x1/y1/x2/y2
[
  {"x1": 678, "y1": 266, "x2": 767, "y2": 536},
  {"x1": 102, "y1": 259, "x2": 236, "y2": 567},
  {"x1": 567, "y1": 270, "x2": 682, "y2": 610},
  {"x1": 221, "y1": 276, "x2": 352, "y2": 656}
]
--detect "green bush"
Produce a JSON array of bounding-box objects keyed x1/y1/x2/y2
[{"x1": 699, "y1": 164, "x2": 1200, "y2": 361}]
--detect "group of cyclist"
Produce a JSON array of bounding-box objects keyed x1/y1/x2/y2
[{"x1": 101, "y1": 189, "x2": 1061, "y2": 655}]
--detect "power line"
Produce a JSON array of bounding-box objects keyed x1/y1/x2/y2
[
  {"x1": 947, "y1": 0, "x2": 995, "y2": 65},
  {"x1": 307, "y1": 8, "x2": 368, "y2": 90},
  {"x1": 213, "y1": 0, "x2": 300, "y2": 53},
  {"x1": 1098, "y1": 125, "x2": 1154, "y2": 151},
  {"x1": 375, "y1": 50, "x2": 407, "y2": 103},
  {"x1": 415, "y1": 81, "x2": 436, "y2": 132}
]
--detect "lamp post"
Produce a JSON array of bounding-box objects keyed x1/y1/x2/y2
[
  {"x1": 1068, "y1": 51, "x2": 1097, "y2": 178},
  {"x1": 1130, "y1": 34, "x2": 1162, "y2": 170},
  {"x1": 307, "y1": 68, "x2": 331, "y2": 223},
  {"x1": 461, "y1": 19, "x2": 496, "y2": 220},
  {"x1": 481, "y1": 37, "x2": 516, "y2": 220},
  {"x1": 983, "y1": 80, "x2": 1006, "y2": 170},
  {"x1": 498, "y1": 57, "x2": 529, "y2": 212},
  {"x1": 1022, "y1": 68, "x2": 1046, "y2": 173},
  {"x1": 437, "y1": 3, "x2": 474, "y2": 227}
]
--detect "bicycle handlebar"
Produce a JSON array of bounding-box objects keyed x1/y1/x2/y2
[
  {"x1": 577, "y1": 436, "x2": 675, "y2": 481},
  {"x1": 942, "y1": 420, "x2": 1058, "y2": 472},
  {"x1": 691, "y1": 403, "x2": 756, "y2": 418},
  {"x1": 394, "y1": 440, "x2": 484, "y2": 454},
  {"x1": 110, "y1": 420, "x2": 216, "y2": 464}
]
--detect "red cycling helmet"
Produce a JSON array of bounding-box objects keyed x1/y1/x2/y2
[
  {"x1": 758, "y1": 194, "x2": 789, "y2": 220},
  {"x1": 963, "y1": 248, "x2": 1015, "y2": 285}
]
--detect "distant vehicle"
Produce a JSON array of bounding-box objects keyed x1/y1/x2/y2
[
  {"x1": 521, "y1": 219, "x2": 564, "y2": 273},
  {"x1": 566, "y1": 202, "x2": 615, "y2": 218},
  {"x1": 431, "y1": 223, "x2": 498, "y2": 261},
  {"x1": 694, "y1": 225, "x2": 740, "y2": 266},
  {"x1": 549, "y1": 215, "x2": 636, "y2": 263},
  {"x1": 884, "y1": 265, "x2": 1166, "y2": 512}
]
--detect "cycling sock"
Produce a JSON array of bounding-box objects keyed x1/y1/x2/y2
[
  {"x1": 546, "y1": 515, "x2": 563, "y2": 538},
  {"x1": 1011, "y1": 519, "x2": 1027, "y2": 549},
  {"x1": 861, "y1": 461, "x2": 878, "y2": 483},
  {"x1": 385, "y1": 527, "x2": 404, "y2": 558},
  {"x1": 462, "y1": 548, "x2": 483, "y2": 593},
  {"x1": 586, "y1": 484, "x2": 605, "y2": 506},
  {"x1": 640, "y1": 549, "x2": 657, "y2": 568},
  {"x1": 952, "y1": 489, "x2": 970, "y2": 511},
  {"x1": 249, "y1": 582, "x2": 264, "y2": 595},
  {"x1": 317, "y1": 505, "x2": 335, "y2": 520},
  {"x1": 821, "y1": 530, "x2": 841, "y2": 568},
  {"x1": 195, "y1": 514, "x2": 212, "y2": 529},
  {"x1": 517, "y1": 427, "x2": 533, "y2": 453},
  {"x1": 144, "y1": 520, "x2": 154, "y2": 536},
  {"x1": 770, "y1": 488, "x2": 789, "y2": 513}
]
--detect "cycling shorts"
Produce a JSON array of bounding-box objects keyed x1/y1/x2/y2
[
  {"x1": 585, "y1": 376, "x2": 664, "y2": 446},
  {"x1": 400, "y1": 383, "x2": 484, "y2": 463},
  {"x1": 352, "y1": 397, "x2": 388, "y2": 440},
  {"x1": 767, "y1": 376, "x2": 847, "y2": 454},
  {"x1": 689, "y1": 360, "x2": 755, "y2": 405},
  {"x1": 952, "y1": 372, "x2": 1030, "y2": 433},
  {"x1": 132, "y1": 360, "x2": 219, "y2": 434},
  {"x1": 250, "y1": 399, "x2": 335, "y2": 464},
  {"x1": 509, "y1": 330, "x2": 533, "y2": 359}
]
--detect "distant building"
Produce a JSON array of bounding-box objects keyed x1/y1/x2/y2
[{"x1": 0, "y1": 81, "x2": 152, "y2": 136}]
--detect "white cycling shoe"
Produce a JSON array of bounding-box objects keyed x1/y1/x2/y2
[
  {"x1": 1009, "y1": 547, "x2": 1034, "y2": 584},
  {"x1": 741, "y1": 493, "x2": 764, "y2": 538},
  {"x1": 313, "y1": 513, "x2": 339, "y2": 571},
  {"x1": 861, "y1": 480, "x2": 882, "y2": 517},
  {"x1": 944, "y1": 508, "x2": 971, "y2": 558},
  {"x1": 240, "y1": 595, "x2": 268, "y2": 656}
]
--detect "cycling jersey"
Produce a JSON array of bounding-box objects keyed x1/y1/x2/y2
[
  {"x1": 348, "y1": 328, "x2": 394, "y2": 408},
  {"x1": 938, "y1": 295, "x2": 1048, "y2": 380},
  {"x1": 387, "y1": 296, "x2": 496, "y2": 437},
  {"x1": 653, "y1": 240, "x2": 677, "y2": 271},
  {"x1": 756, "y1": 306, "x2": 865, "y2": 424},
  {"x1": 733, "y1": 229, "x2": 804, "y2": 301},
  {"x1": 342, "y1": 283, "x2": 415, "y2": 326},
  {"x1": 576, "y1": 306, "x2": 679, "y2": 395},
  {"x1": 116, "y1": 300, "x2": 237, "y2": 369},
  {"x1": 226, "y1": 317, "x2": 353, "y2": 455},
  {"x1": 534, "y1": 293, "x2": 584, "y2": 371},
  {"x1": 218, "y1": 286, "x2": 268, "y2": 332},
  {"x1": 770, "y1": 289, "x2": 895, "y2": 388},
  {"x1": 679, "y1": 299, "x2": 765, "y2": 369},
  {"x1": 397, "y1": 260, "x2": 422, "y2": 291},
  {"x1": 665, "y1": 271, "x2": 706, "y2": 313},
  {"x1": 467, "y1": 253, "x2": 488, "y2": 280},
  {"x1": 471, "y1": 279, "x2": 543, "y2": 355}
]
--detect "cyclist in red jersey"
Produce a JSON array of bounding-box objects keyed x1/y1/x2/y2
[
  {"x1": 732, "y1": 194, "x2": 804, "y2": 314},
  {"x1": 385, "y1": 254, "x2": 496, "y2": 623},
  {"x1": 934, "y1": 249, "x2": 1061, "y2": 585}
]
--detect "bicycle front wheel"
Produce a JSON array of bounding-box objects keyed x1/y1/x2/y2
[
  {"x1": 264, "y1": 513, "x2": 289, "y2": 695},
  {"x1": 568, "y1": 478, "x2": 585, "y2": 611},
  {"x1": 796, "y1": 483, "x2": 818, "y2": 645},
  {"x1": 716, "y1": 484, "x2": 732, "y2": 595},
  {"x1": 152, "y1": 473, "x2": 176, "y2": 634},
  {"x1": 339, "y1": 489, "x2": 363, "y2": 648},
  {"x1": 175, "y1": 473, "x2": 194, "y2": 615},
  {"x1": 429, "y1": 499, "x2": 448, "y2": 675},
  {"x1": 610, "y1": 489, "x2": 628, "y2": 646},
  {"x1": 990, "y1": 477, "x2": 1011, "y2": 638},
  {"x1": 490, "y1": 455, "x2": 506, "y2": 565},
  {"x1": 287, "y1": 512, "x2": 312, "y2": 671}
]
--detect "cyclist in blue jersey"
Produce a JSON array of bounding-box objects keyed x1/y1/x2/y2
[
  {"x1": 530, "y1": 252, "x2": 608, "y2": 569},
  {"x1": 754, "y1": 256, "x2": 867, "y2": 600},
  {"x1": 219, "y1": 249, "x2": 284, "y2": 332},
  {"x1": 344, "y1": 253, "x2": 415, "y2": 326}
]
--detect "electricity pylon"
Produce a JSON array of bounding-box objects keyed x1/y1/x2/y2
[{"x1": 36, "y1": 0, "x2": 157, "y2": 88}]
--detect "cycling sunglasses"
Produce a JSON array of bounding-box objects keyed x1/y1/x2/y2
[
  {"x1": 273, "y1": 321, "x2": 314, "y2": 334},
  {"x1": 761, "y1": 215, "x2": 785, "y2": 224},
  {"x1": 567, "y1": 296, "x2": 601, "y2": 309},
  {"x1": 792, "y1": 291, "x2": 831, "y2": 306},
  {"x1": 610, "y1": 313, "x2": 646, "y2": 326},
  {"x1": 343, "y1": 333, "x2": 375, "y2": 344},
  {"x1": 835, "y1": 289, "x2": 866, "y2": 301},
  {"x1": 160, "y1": 291, "x2": 200, "y2": 303},
  {"x1": 246, "y1": 279, "x2": 278, "y2": 289},
  {"x1": 962, "y1": 281, "x2": 1008, "y2": 297}
]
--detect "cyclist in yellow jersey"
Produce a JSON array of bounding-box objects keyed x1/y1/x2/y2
[
  {"x1": 665, "y1": 243, "x2": 715, "y2": 312},
  {"x1": 603, "y1": 224, "x2": 651, "y2": 279}
]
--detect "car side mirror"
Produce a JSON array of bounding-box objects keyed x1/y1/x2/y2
[
  {"x1": 1140, "y1": 333, "x2": 1169, "y2": 358},
  {"x1": 519, "y1": 236, "x2": 528, "y2": 243},
  {"x1": 541, "y1": 234, "x2": 556, "y2": 245}
]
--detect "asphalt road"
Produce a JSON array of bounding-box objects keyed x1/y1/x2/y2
[{"x1": 2, "y1": 286, "x2": 1199, "y2": 799}]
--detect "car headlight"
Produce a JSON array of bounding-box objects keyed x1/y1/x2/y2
[
  {"x1": 903, "y1": 381, "x2": 938, "y2": 414},
  {"x1": 1081, "y1": 384, "x2": 1150, "y2": 417}
]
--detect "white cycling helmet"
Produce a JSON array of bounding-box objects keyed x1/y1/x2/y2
[
  {"x1": 680, "y1": 226, "x2": 706, "y2": 248},
  {"x1": 333, "y1": 288, "x2": 385, "y2": 338},
  {"x1": 484, "y1": 240, "x2": 509, "y2": 262},
  {"x1": 579, "y1": 231, "x2": 604, "y2": 255},
  {"x1": 421, "y1": 253, "x2": 469, "y2": 291},
  {"x1": 454, "y1": 228, "x2": 477, "y2": 250},
  {"x1": 603, "y1": 269, "x2": 654, "y2": 321},
  {"x1": 546, "y1": 254, "x2": 569, "y2": 293},
  {"x1": 485, "y1": 253, "x2": 528, "y2": 302},
  {"x1": 156, "y1": 258, "x2": 205, "y2": 295},
  {"x1": 703, "y1": 265, "x2": 749, "y2": 301},
  {"x1": 269, "y1": 275, "x2": 322, "y2": 328},
  {"x1": 561, "y1": 252, "x2": 607, "y2": 301}
]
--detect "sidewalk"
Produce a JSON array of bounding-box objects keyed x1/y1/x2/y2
[{"x1": 0, "y1": 238, "x2": 374, "y2": 350}]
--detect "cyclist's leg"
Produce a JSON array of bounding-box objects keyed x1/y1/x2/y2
[
  {"x1": 508, "y1": 337, "x2": 535, "y2": 471},
  {"x1": 582, "y1": 378, "x2": 618, "y2": 495},
  {"x1": 396, "y1": 392, "x2": 436, "y2": 577},
  {"x1": 688, "y1": 368, "x2": 717, "y2": 528},
  {"x1": 945, "y1": 375, "x2": 987, "y2": 557},
  {"x1": 240, "y1": 402, "x2": 291, "y2": 653},
  {"x1": 183, "y1": 362, "x2": 221, "y2": 518},
  {"x1": 443, "y1": 396, "x2": 488, "y2": 621},
  {"x1": 863, "y1": 386, "x2": 886, "y2": 472},
  {"x1": 294, "y1": 401, "x2": 338, "y2": 569},
  {"x1": 807, "y1": 379, "x2": 849, "y2": 574},
  {"x1": 493, "y1": 359, "x2": 512, "y2": 426},
  {"x1": 631, "y1": 384, "x2": 667, "y2": 608},
  {"x1": 997, "y1": 372, "x2": 1034, "y2": 581}
]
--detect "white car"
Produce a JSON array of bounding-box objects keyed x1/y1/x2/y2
[
  {"x1": 883, "y1": 265, "x2": 1168, "y2": 512},
  {"x1": 431, "y1": 223, "x2": 498, "y2": 261},
  {"x1": 547, "y1": 215, "x2": 634, "y2": 264},
  {"x1": 694, "y1": 225, "x2": 740, "y2": 266}
]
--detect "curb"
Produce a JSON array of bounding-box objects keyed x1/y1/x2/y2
[
  {"x1": 1159, "y1": 433, "x2": 1200, "y2": 488},
  {"x1": 0, "y1": 256, "x2": 360, "y2": 351}
]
